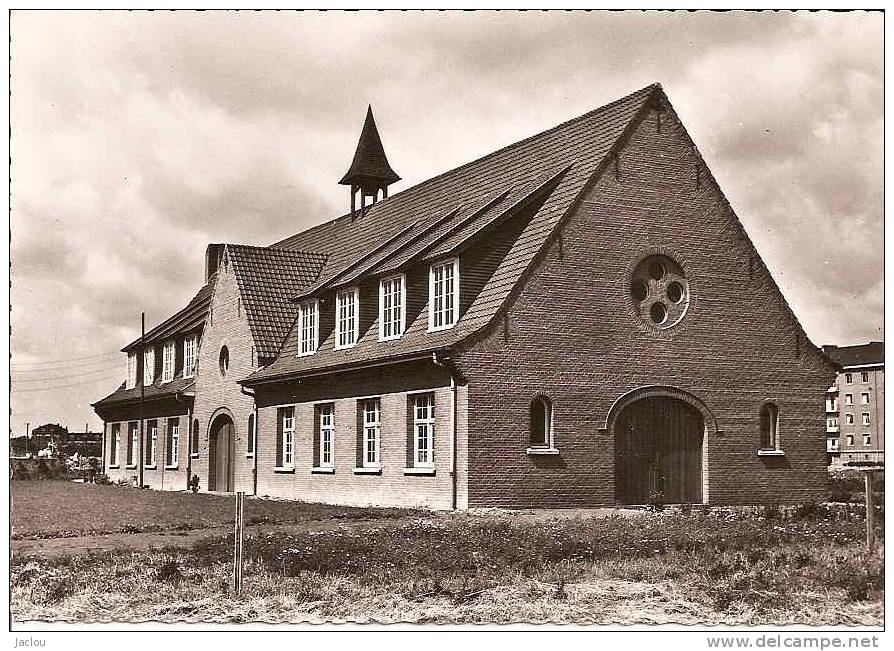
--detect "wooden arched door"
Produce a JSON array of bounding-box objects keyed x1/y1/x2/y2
[
  {"x1": 208, "y1": 415, "x2": 235, "y2": 492},
  {"x1": 614, "y1": 396, "x2": 704, "y2": 504}
]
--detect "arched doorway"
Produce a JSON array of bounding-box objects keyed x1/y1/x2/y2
[
  {"x1": 614, "y1": 395, "x2": 704, "y2": 504},
  {"x1": 208, "y1": 414, "x2": 235, "y2": 492}
]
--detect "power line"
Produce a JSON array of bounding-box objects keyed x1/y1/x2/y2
[
  {"x1": 12, "y1": 365, "x2": 126, "y2": 383},
  {"x1": 11, "y1": 350, "x2": 122, "y2": 368},
  {"x1": 11, "y1": 376, "x2": 122, "y2": 393}
]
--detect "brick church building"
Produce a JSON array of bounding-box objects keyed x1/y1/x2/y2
[{"x1": 93, "y1": 83, "x2": 835, "y2": 508}]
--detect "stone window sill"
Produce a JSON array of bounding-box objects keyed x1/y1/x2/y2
[
  {"x1": 190, "y1": 453, "x2": 199, "y2": 459},
  {"x1": 403, "y1": 467, "x2": 435, "y2": 476},
  {"x1": 353, "y1": 466, "x2": 382, "y2": 475},
  {"x1": 312, "y1": 467, "x2": 335, "y2": 474},
  {"x1": 757, "y1": 449, "x2": 785, "y2": 457},
  {"x1": 246, "y1": 453, "x2": 255, "y2": 459},
  {"x1": 126, "y1": 465, "x2": 137, "y2": 470},
  {"x1": 165, "y1": 464, "x2": 179, "y2": 470},
  {"x1": 526, "y1": 447, "x2": 560, "y2": 456},
  {"x1": 108, "y1": 464, "x2": 120, "y2": 469},
  {"x1": 274, "y1": 466, "x2": 295, "y2": 473}
]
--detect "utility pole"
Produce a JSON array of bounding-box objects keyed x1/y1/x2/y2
[
  {"x1": 25, "y1": 422, "x2": 30, "y2": 457},
  {"x1": 138, "y1": 312, "x2": 145, "y2": 489}
]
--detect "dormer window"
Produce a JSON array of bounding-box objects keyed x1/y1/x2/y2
[
  {"x1": 299, "y1": 300, "x2": 319, "y2": 356},
  {"x1": 162, "y1": 340, "x2": 175, "y2": 383},
  {"x1": 143, "y1": 348, "x2": 155, "y2": 385},
  {"x1": 336, "y1": 288, "x2": 359, "y2": 349},
  {"x1": 429, "y1": 258, "x2": 459, "y2": 332},
  {"x1": 379, "y1": 274, "x2": 405, "y2": 341},
  {"x1": 183, "y1": 335, "x2": 197, "y2": 379},
  {"x1": 126, "y1": 353, "x2": 137, "y2": 390}
]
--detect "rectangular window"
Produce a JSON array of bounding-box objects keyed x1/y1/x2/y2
[
  {"x1": 145, "y1": 420, "x2": 158, "y2": 467},
  {"x1": 845, "y1": 413, "x2": 854, "y2": 425},
  {"x1": 126, "y1": 353, "x2": 137, "y2": 389},
  {"x1": 143, "y1": 348, "x2": 155, "y2": 385},
  {"x1": 863, "y1": 434, "x2": 872, "y2": 446},
  {"x1": 362, "y1": 399, "x2": 381, "y2": 467},
  {"x1": 190, "y1": 420, "x2": 199, "y2": 457},
  {"x1": 861, "y1": 392, "x2": 870, "y2": 404},
  {"x1": 429, "y1": 259, "x2": 459, "y2": 331},
  {"x1": 846, "y1": 434, "x2": 854, "y2": 446},
  {"x1": 845, "y1": 372, "x2": 853, "y2": 384},
  {"x1": 247, "y1": 415, "x2": 255, "y2": 457},
  {"x1": 278, "y1": 407, "x2": 295, "y2": 468},
  {"x1": 166, "y1": 418, "x2": 179, "y2": 467},
  {"x1": 319, "y1": 404, "x2": 334, "y2": 468},
  {"x1": 299, "y1": 300, "x2": 319, "y2": 356},
  {"x1": 110, "y1": 423, "x2": 121, "y2": 467},
  {"x1": 861, "y1": 372, "x2": 870, "y2": 383},
  {"x1": 844, "y1": 393, "x2": 853, "y2": 406},
  {"x1": 862, "y1": 412, "x2": 871, "y2": 426},
  {"x1": 162, "y1": 341, "x2": 175, "y2": 383},
  {"x1": 183, "y1": 335, "x2": 197, "y2": 379},
  {"x1": 379, "y1": 275, "x2": 405, "y2": 341},
  {"x1": 127, "y1": 421, "x2": 139, "y2": 467},
  {"x1": 413, "y1": 393, "x2": 435, "y2": 467},
  {"x1": 336, "y1": 289, "x2": 359, "y2": 349}
]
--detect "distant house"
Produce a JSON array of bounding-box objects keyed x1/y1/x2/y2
[
  {"x1": 93, "y1": 83, "x2": 835, "y2": 508},
  {"x1": 822, "y1": 342, "x2": 884, "y2": 468},
  {"x1": 10, "y1": 424, "x2": 102, "y2": 458}
]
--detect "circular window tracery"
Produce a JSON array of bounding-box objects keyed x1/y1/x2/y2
[{"x1": 630, "y1": 254, "x2": 689, "y2": 329}]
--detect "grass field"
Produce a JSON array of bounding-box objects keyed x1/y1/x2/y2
[
  {"x1": 9, "y1": 482, "x2": 885, "y2": 625},
  {"x1": 10, "y1": 480, "x2": 416, "y2": 539}
]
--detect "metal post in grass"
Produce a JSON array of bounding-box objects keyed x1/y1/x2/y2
[
  {"x1": 233, "y1": 491, "x2": 245, "y2": 594},
  {"x1": 864, "y1": 470, "x2": 876, "y2": 552}
]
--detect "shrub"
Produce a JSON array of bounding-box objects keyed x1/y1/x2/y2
[
  {"x1": 762, "y1": 503, "x2": 781, "y2": 520},
  {"x1": 648, "y1": 491, "x2": 665, "y2": 512},
  {"x1": 155, "y1": 558, "x2": 183, "y2": 584},
  {"x1": 794, "y1": 501, "x2": 829, "y2": 521}
]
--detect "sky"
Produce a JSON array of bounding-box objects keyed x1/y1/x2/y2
[{"x1": 9, "y1": 10, "x2": 883, "y2": 435}]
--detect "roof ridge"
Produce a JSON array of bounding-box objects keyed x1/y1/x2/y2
[
  {"x1": 272, "y1": 83, "x2": 659, "y2": 249},
  {"x1": 227, "y1": 243, "x2": 327, "y2": 258}
]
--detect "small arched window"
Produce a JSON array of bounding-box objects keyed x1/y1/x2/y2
[
  {"x1": 529, "y1": 396, "x2": 553, "y2": 449},
  {"x1": 190, "y1": 419, "x2": 200, "y2": 457},
  {"x1": 759, "y1": 403, "x2": 780, "y2": 451},
  {"x1": 247, "y1": 414, "x2": 256, "y2": 457}
]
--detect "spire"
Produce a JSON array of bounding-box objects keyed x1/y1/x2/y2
[{"x1": 340, "y1": 106, "x2": 400, "y2": 218}]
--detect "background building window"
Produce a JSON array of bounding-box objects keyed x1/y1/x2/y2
[
  {"x1": 299, "y1": 301, "x2": 319, "y2": 356},
  {"x1": 143, "y1": 348, "x2": 155, "y2": 385},
  {"x1": 380, "y1": 275, "x2": 405, "y2": 340},
  {"x1": 863, "y1": 434, "x2": 872, "y2": 447},
  {"x1": 162, "y1": 341, "x2": 175, "y2": 383},
  {"x1": 861, "y1": 372, "x2": 870, "y2": 383},
  {"x1": 759, "y1": 403, "x2": 780, "y2": 450},
  {"x1": 846, "y1": 434, "x2": 854, "y2": 446},
  {"x1": 183, "y1": 335, "x2": 197, "y2": 378},
  {"x1": 845, "y1": 393, "x2": 853, "y2": 406},
  {"x1": 861, "y1": 392, "x2": 870, "y2": 404},
  {"x1": 336, "y1": 289, "x2": 358, "y2": 348},
  {"x1": 845, "y1": 413, "x2": 854, "y2": 425},
  {"x1": 862, "y1": 412, "x2": 871, "y2": 426},
  {"x1": 429, "y1": 259, "x2": 458, "y2": 330},
  {"x1": 845, "y1": 373, "x2": 853, "y2": 384},
  {"x1": 530, "y1": 396, "x2": 553, "y2": 448},
  {"x1": 413, "y1": 393, "x2": 435, "y2": 467}
]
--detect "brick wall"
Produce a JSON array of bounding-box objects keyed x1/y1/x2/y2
[
  {"x1": 455, "y1": 105, "x2": 835, "y2": 508},
  {"x1": 191, "y1": 248, "x2": 258, "y2": 494},
  {"x1": 252, "y1": 359, "x2": 465, "y2": 509}
]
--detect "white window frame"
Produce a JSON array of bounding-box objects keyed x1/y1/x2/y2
[
  {"x1": 845, "y1": 373, "x2": 853, "y2": 384},
  {"x1": 428, "y1": 258, "x2": 459, "y2": 332},
  {"x1": 379, "y1": 274, "x2": 406, "y2": 341},
  {"x1": 162, "y1": 340, "x2": 175, "y2": 383},
  {"x1": 126, "y1": 353, "x2": 137, "y2": 389},
  {"x1": 335, "y1": 288, "x2": 359, "y2": 349},
  {"x1": 846, "y1": 433, "x2": 855, "y2": 447},
  {"x1": 127, "y1": 422, "x2": 139, "y2": 467},
  {"x1": 111, "y1": 424, "x2": 121, "y2": 467},
  {"x1": 282, "y1": 408, "x2": 295, "y2": 468},
  {"x1": 145, "y1": 421, "x2": 157, "y2": 467},
  {"x1": 844, "y1": 393, "x2": 854, "y2": 406},
  {"x1": 863, "y1": 434, "x2": 872, "y2": 447},
  {"x1": 319, "y1": 404, "x2": 334, "y2": 468},
  {"x1": 862, "y1": 412, "x2": 871, "y2": 426},
  {"x1": 413, "y1": 393, "x2": 435, "y2": 468},
  {"x1": 860, "y1": 392, "x2": 870, "y2": 405},
  {"x1": 845, "y1": 413, "x2": 855, "y2": 425},
  {"x1": 299, "y1": 300, "x2": 320, "y2": 356},
  {"x1": 183, "y1": 335, "x2": 197, "y2": 379},
  {"x1": 861, "y1": 372, "x2": 870, "y2": 383},
  {"x1": 528, "y1": 396, "x2": 555, "y2": 451},
  {"x1": 362, "y1": 399, "x2": 381, "y2": 468},
  {"x1": 166, "y1": 418, "x2": 179, "y2": 467},
  {"x1": 143, "y1": 348, "x2": 155, "y2": 386}
]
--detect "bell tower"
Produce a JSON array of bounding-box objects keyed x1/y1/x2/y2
[{"x1": 339, "y1": 106, "x2": 401, "y2": 219}]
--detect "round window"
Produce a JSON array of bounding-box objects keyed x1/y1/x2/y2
[
  {"x1": 218, "y1": 346, "x2": 229, "y2": 377},
  {"x1": 630, "y1": 254, "x2": 689, "y2": 329}
]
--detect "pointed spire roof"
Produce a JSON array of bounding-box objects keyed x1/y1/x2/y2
[{"x1": 339, "y1": 106, "x2": 401, "y2": 187}]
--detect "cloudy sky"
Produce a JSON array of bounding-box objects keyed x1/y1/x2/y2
[{"x1": 10, "y1": 10, "x2": 883, "y2": 435}]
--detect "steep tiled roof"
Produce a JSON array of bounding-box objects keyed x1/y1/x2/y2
[
  {"x1": 227, "y1": 245, "x2": 328, "y2": 358},
  {"x1": 122, "y1": 283, "x2": 212, "y2": 352},
  {"x1": 339, "y1": 106, "x2": 401, "y2": 187},
  {"x1": 245, "y1": 83, "x2": 659, "y2": 383},
  {"x1": 91, "y1": 376, "x2": 196, "y2": 411},
  {"x1": 823, "y1": 342, "x2": 884, "y2": 368}
]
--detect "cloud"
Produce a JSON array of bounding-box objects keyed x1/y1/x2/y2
[{"x1": 9, "y1": 10, "x2": 883, "y2": 434}]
